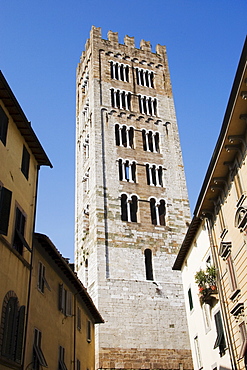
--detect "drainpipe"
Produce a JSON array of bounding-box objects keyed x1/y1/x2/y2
[
  {"x1": 206, "y1": 217, "x2": 237, "y2": 370},
  {"x1": 73, "y1": 294, "x2": 77, "y2": 370}
]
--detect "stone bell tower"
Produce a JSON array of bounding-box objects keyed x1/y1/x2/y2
[{"x1": 75, "y1": 26, "x2": 192, "y2": 370}]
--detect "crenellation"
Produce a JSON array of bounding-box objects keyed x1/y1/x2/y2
[
  {"x1": 107, "y1": 30, "x2": 119, "y2": 43},
  {"x1": 140, "y1": 40, "x2": 151, "y2": 52},
  {"x1": 124, "y1": 35, "x2": 135, "y2": 48}
]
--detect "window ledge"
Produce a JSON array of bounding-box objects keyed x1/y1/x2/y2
[
  {"x1": 0, "y1": 356, "x2": 21, "y2": 369},
  {"x1": 230, "y1": 301, "x2": 244, "y2": 316},
  {"x1": 0, "y1": 235, "x2": 30, "y2": 269},
  {"x1": 230, "y1": 289, "x2": 241, "y2": 301}
]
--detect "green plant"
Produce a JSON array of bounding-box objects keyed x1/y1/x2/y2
[
  {"x1": 195, "y1": 269, "x2": 207, "y2": 288},
  {"x1": 206, "y1": 265, "x2": 216, "y2": 286}
]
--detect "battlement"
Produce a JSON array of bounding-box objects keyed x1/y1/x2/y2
[{"x1": 84, "y1": 26, "x2": 166, "y2": 55}]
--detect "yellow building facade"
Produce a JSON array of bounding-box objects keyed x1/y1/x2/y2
[
  {"x1": 0, "y1": 70, "x2": 51, "y2": 369},
  {"x1": 0, "y1": 72, "x2": 103, "y2": 369},
  {"x1": 24, "y1": 233, "x2": 103, "y2": 370}
]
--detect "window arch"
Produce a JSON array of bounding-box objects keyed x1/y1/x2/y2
[
  {"x1": 138, "y1": 95, "x2": 157, "y2": 116},
  {"x1": 146, "y1": 164, "x2": 163, "y2": 186},
  {"x1": 120, "y1": 194, "x2": 138, "y2": 222},
  {"x1": 118, "y1": 159, "x2": 136, "y2": 183},
  {"x1": 110, "y1": 62, "x2": 129, "y2": 82},
  {"x1": 111, "y1": 89, "x2": 131, "y2": 110},
  {"x1": 149, "y1": 198, "x2": 166, "y2": 226},
  {"x1": 136, "y1": 68, "x2": 154, "y2": 88},
  {"x1": 235, "y1": 206, "x2": 247, "y2": 230},
  {"x1": 0, "y1": 291, "x2": 25, "y2": 363},
  {"x1": 144, "y1": 249, "x2": 154, "y2": 280},
  {"x1": 115, "y1": 124, "x2": 134, "y2": 149},
  {"x1": 142, "y1": 130, "x2": 159, "y2": 152}
]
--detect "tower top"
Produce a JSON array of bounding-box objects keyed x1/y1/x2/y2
[{"x1": 83, "y1": 25, "x2": 166, "y2": 55}]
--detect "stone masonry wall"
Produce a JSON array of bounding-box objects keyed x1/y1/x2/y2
[{"x1": 75, "y1": 26, "x2": 192, "y2": 370}]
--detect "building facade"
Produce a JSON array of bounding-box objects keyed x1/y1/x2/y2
[
  {"x1": 75, "y1": 27, "x2": 192, "y2": 370},
  {"x1": 173, "y1": 216, "x2": 232, "y2": 370},
  {"x1": 0, "y1": 70, "x2": 51, "y2": 369},
  {"x1": 173, "y1": 38, "x2": 247, "y2": 370},
  {"x1": 24, "y1": 233, "x2": 103, "y2": 370},
  {"x1": 0, "y1": 71, "x2": 103, "y2": 370}
]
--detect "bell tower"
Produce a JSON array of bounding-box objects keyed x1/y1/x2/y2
[{"x1": 75, "y1": 26, "x2": 192, "y2": 370}]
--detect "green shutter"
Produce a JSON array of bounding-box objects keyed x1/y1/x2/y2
[
  {"x1": 21, "y1": 145, "x2": 30, "y2": 179},
  {"x1": 15, "y1": 306, "x2": 25, "y2": 363},
  {"x1": 0, "y1": 105, "x2": 8, "y2": 146},
  {"x1": 0, "y1": 186, "x2": 12, "y2": 235}
]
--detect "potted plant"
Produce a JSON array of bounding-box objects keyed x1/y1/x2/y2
[
  {"x1": 206, "y1": 265, "x2": 217, "y2": 291},
  {"x1": 195, "y1": 269, "x2": 207, "y2": 295},
  {"x1": 195, "y1": 266, "x2": 218, "y2": 304}
]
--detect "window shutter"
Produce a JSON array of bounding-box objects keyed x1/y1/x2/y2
[
  {"x1": 239, "y1": 321, "x2": 247, "y2": 359},
  {"x1": 87, "y1": 320, "x2": 91, "y2": 342},
  {"x1": 0, "y1": 186, "x2": 12, "y2": 235},
  {"x1": 214, "y1": 311, "x2": 226, "y2": 355},
  {"x1": 15, "y1": 305, "x2": 25, "y2": 363},
  {"x1": 21, "y1": 145, "x2": 30, "y2": 180},
  {"x1": 66, "y1": 291, "x2": 72, "y2": 316},
  {"x1": 188, "y1": 288, "x2": 193, "y2": 311},
  {"x1": 0, "y1": 105, "x2": 8, "y2": 146},
  {"x1": 38, "y1": 262, "x2": 44, "y2": 292},
  {"x1": 33, "y1": 329, "x2": 48, "y2": 367},
  {"x1": 2, "y1": 297, "x2": 18, "y2": 360},
  {"x1": 77, "y1": 307, "x2": 81, "y2": 330},
  {"x1": 59, "y1": 284, "x2": 65, "y2": 312}
]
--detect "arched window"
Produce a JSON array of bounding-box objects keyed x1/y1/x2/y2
[
  {"x1": 146, "y1": 164, "x2": 163, "y2": 186},
  {"x1": 122, "y1": 126, "x2": 127, "y2": 147},
  {"x1": 111, "y1": 89, "x2": 131, "y2": 110},
  {"x1": 115, "y1": 124, "x2": 120, "y2": 146},
  {"x1": 138, "y1": 95, "x2": 157, "y2": 116},
  {"x1": 115, "y1": 125, "x2": 134, "y2": 149},
  {"x1": 0, "y1": 292, "x2": 25, "y2": 363},
  {"x1": 150, "y1": 198, "x2": 166, "y2": 226},
  {"x1": 144, "y1": 249, "x2": 154, "y2": 280},
  {"x1": 159, "y1": 200, "x2": 166, "y2": 226},
  {"x1": 121, "y1": 194, "x2": 128, "y2": 221},
  {"x1": 130, "y1": 195, "x2": 138, "y2": 222},
  {"x1": 142, "y1": 130, "x2": 159, "y2": 153},
  {"x1": 120, "y1": 194, "x2": 138, "y2": 222},
  {"x1": 129, "y1": 127, "x2": 134, "y2": 149},
  {"x1": 150, "y1": 198, "x2": 156, "y2": 225},
  {"x1": 154, "y1": 133, "x2": 159, "y2": 152},
  {"x1": 148, "y1": 131, "x2": 153, "y2": 152},
  {"x1": 119, "y1": 160, "x2": 136, "y2": 183},
  {"x1": 111, "y1": 62, "x2": 129, "y2": 82}
]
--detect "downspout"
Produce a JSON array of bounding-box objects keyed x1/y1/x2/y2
[
  {"x1": 22, "y1": 165, "x2": 40, "y2": 369},
  {"x1": 73, "y1": 294, "x2": 77, "y2": 370},
  {"x1": 98, "y1": 48, "x2": 109, "y2": 279},
  {"x1": 206, "y1": 217, "x2": 237, "y2": 370}
]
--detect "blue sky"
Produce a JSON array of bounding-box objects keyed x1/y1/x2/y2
[{"x1": 1, "y1": 1, "x2": 246, "y2": 261}]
